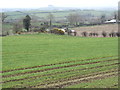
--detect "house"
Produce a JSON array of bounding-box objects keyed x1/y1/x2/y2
[{"x1": 105, "y1": 19, "x2": 117, "y2": 23}]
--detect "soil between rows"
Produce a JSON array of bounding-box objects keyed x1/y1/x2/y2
[
  {"x1": 1, "y1": 62, "x2": 119, "y2": 84},
  {"x1": 2, "y1": 55, "x2": 117, "y2": 73},
  {"x1": 2, "y1": 58, "x2": 118, "y2": 78},
  {"x1": 31, "y1": 69, "x2": 119, "y2": 88},
  {"x1": 52, "y1": 73, "x2": 118, "y2": 88}
]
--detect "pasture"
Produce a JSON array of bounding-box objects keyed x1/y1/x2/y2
[{"x1": 1, "y1": 33, "x2": 119, "y2": 88}]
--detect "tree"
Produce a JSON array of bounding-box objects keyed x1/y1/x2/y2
[
  {"x1": 67, "y1": 13, "x2": 81, "y2": 26},
  {"x1": 67, "y1": 13, "x2": 74, "y2": 25},
  {"x1": 81, "y1": 32, "x2": 88, "y2": 37},
  {"x1": 47, "y1": 13, "x2": 54, "y2": 29},
  {"x1": 100, "y1": 14, "x2": 106, "y2": 24},
  {"x1": 114, "y1": 13, "x2": 117, "y2": 19},
  {"x1": 102, "y1": 31, "x2": 107, "y2": 37},
  {"x1": 40, "y1": 22, "x2": 49, "y2": 32},
  {"x1": 2, "y1": 13, "x2": 8, "y2": 23},
  {"x1": 113, "y1": 12, "x2": 118, "y2": 22},
  {"x1": 13, "y1": 23, "x2": 22, "y2": 34},
  {"x1": 23, "y1": 15, "x2": 31, "y2": 32},
  {"x1": 118, "y1": 9, "x2": 120, "y2": 21}
]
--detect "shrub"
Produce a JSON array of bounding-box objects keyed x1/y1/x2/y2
[
  {"x1": 89, "y1": 33, "x2": 93, "y2": 37},
  {"x1": 13, "y1": 23, "x2": 22, "y2": 34},
  {"x1": 51, "y1": 28, "x2": 64, "y2": 35},
  {"x1": 116, "y1": 32, "x2": 120, "y2": 37},
  {"x1": 109, "y1": 32, "x2": 116, "y2": 37},
  {"x1": 81, "y1": 32, "x2": 87, "y2": 37},
  {"x1": 95, "y1": 33, "x2": 99, "y2": 37},
  {"x1": 40, "y1": 27, "x2": 46, "y2": 32},
  {"x1": 102, "y1": 31, "x2": 107, "y2": 37},
  {"x1": 93, "y1": 32, "x2": 99, "y2": 37},
  {"x1": 89, "y1": 32, "x2": 98, "y2": 37}
]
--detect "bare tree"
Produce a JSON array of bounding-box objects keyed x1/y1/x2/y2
[
  {"x1": 100, "y1": 14, "x2": 106, "y2": 24},
  {"x1": 67, "y1": 13, "x2": 81, "y2": 26},
  {"x1": 114, "y1": 12, "x2": 117, "y2": 19},
  {"x1": 113, "y1": 11, "x2": 118, "y2": 22},
  {"x1": 118, "y1": 1, "x2": 120, "y2": 22},
  {"x1": 13, "y1": 18, "x2": 23, "y2": 34},
  {"x1": 2, "y1": 13, "x2": 8, "y2": 23},
  {"x1": 66, "y1": 13, "x2": 74, "y2": 25},
  {"x1": 13, "y1": 23, "x2": 22, "y2": 34}
]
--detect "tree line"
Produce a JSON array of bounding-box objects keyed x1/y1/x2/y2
[{"x1": 1, "y1": 10, "x2": 120, "y2": 36}]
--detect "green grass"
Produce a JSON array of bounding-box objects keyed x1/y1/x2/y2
[
  {"x1": 2, "y1": 57, "x2": 118, "y2": 79},
  {"x1": 67, "y1": 76, "x2": 118, "y2": 88},
  {"x1": 2, "y1": 56, "x2": 118, "y2": 76},
  {"x1": 3, "y1": 67, "x2": 118, "y2": 88},
  {"x1": 2, "y1": 60, "x2": 118, "y2": 88},
  {"x1": 2, "y1": 33, "x2": 118, "y2": 88},
  {"x1": 2, "y1": 33, "x2": 118, "y2": 71}
]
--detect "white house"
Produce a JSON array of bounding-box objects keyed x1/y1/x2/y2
[{"x1": 105, "y1": 19, "x2": 117, "y2": 23}]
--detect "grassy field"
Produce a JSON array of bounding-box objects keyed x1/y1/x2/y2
[{"x1": 2, "y1": 33, "x2": 119, "y2": 88}]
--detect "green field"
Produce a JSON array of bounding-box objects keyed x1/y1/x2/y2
[
  {"x1": 5, "y1": 9, "x2": 115, "y2": 21},
  {"x1": 2, "y1": 33, "x2": 119, "y2": 88}
]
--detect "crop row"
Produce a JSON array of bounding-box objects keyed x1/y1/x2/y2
[
  {"x1": 2, "y1": 56, "x2": 118, "y2": 88},
  {"x1": 2, "y1": 61, "x2": 118, "y2": 88},
  {"x1": 2, "y1": 62, "x2": 119, "y2": 84},
  {"x1": 1, "y1": 55, "x2": 117, "y2": 73},
  {"x1": 2, "y1": 60, "x2": 117, "y2": 83},
  {"x1": 2, "y1": 56, "x2": 118, "y2": 77},
  {"x1": 2, "y1": 58, "x2": 118, "y2": 78},
  {"x1": 6, "y1": 66, "x2": 118, "y2": 88},
  {"x1": 2, "y1": 57, "x2": 118, "y2": 80},
  {"x1": 31, "y1": 69, "x2": 119, "y2": 88}
]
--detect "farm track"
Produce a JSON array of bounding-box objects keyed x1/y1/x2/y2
[
  {"x1": 2, "y1": 58, "x2": 118, "y2": 78},
  {"x1": 1, "y1": 55, "x2": 118, "y2": 73},
  {"x1": 31, "y1": 69, "x2": 119, "y2": 88},
  {"x1": 1, "y1": 62, "x2": 119, "y2": 84}
]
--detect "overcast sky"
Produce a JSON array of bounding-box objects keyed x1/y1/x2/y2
[{"x1": 0, "y1": 0, "x2": 119, "y2": 8}]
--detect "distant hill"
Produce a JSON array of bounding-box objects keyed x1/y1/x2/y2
[{"x1": 1, "y1": 6, "x2": 117, "y2": 12}]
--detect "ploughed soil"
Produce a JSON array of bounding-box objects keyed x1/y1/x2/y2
[{"x1": 73, "y1": 24, "x2": 118, "y2": 37}]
